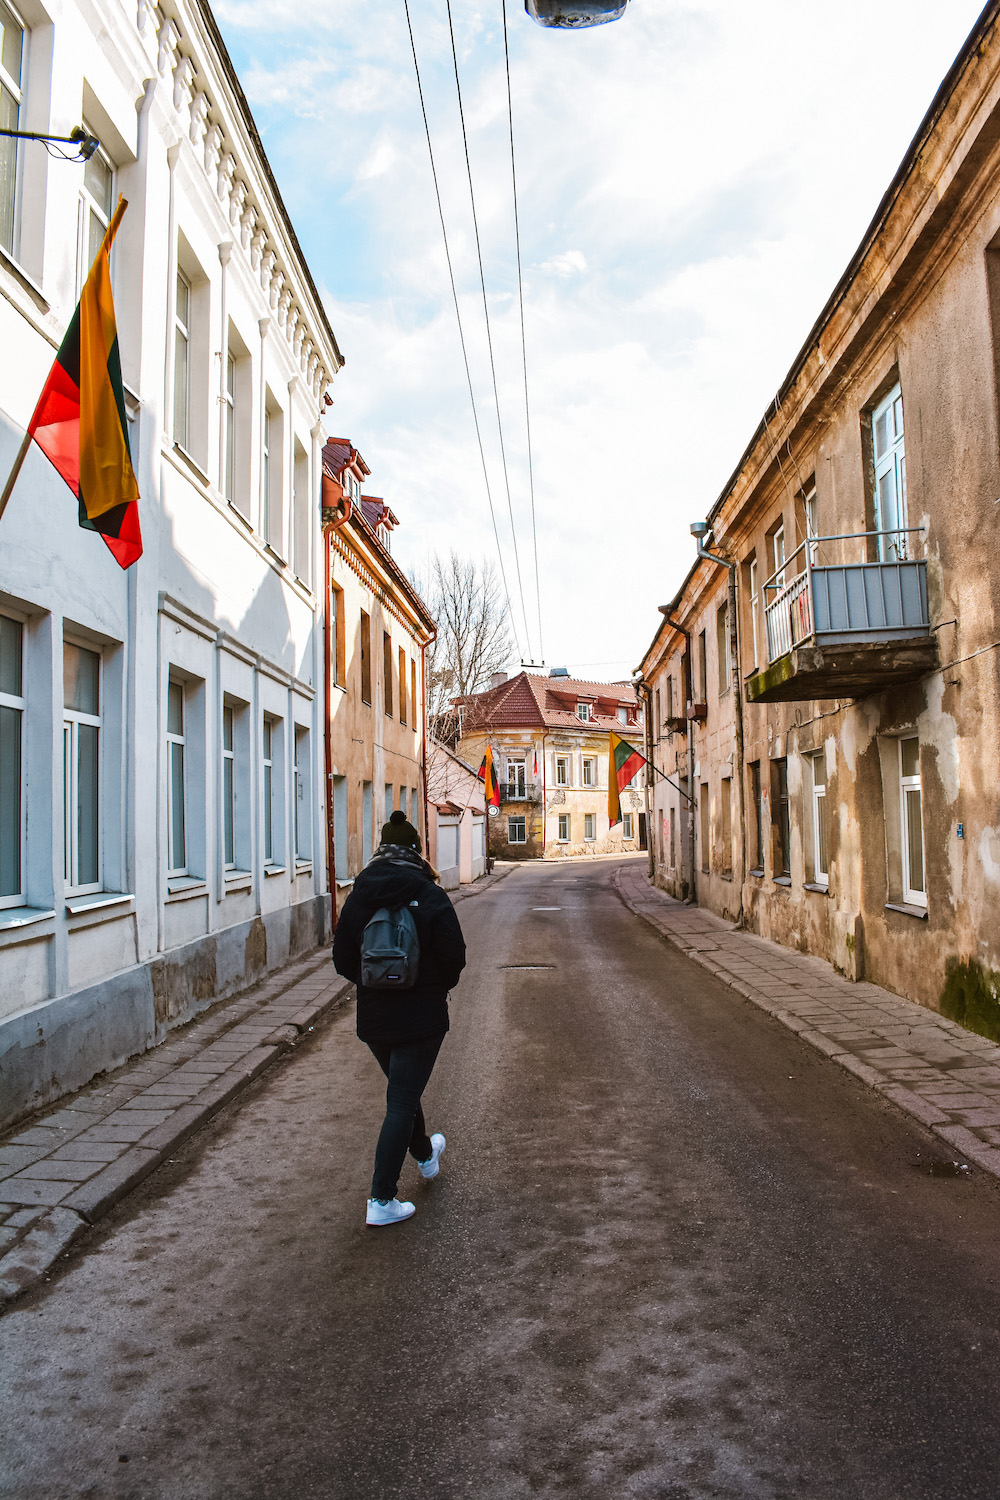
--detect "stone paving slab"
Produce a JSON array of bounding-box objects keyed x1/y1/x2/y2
[
  {"x1": 614, "y1": 862, "x2": 1000, "y2": 1185},
  {"x1": 0, "y1": 865, "x2": 510, "y2": 1310}
]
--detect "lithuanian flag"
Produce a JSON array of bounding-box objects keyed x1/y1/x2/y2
[
  {"x1": 608, "y1": 732, "x2": 646, "y2": 826},
  {"x1": 477, "y1": 747, "x2": 501, "y2": 807},
  {"x1": 26, "y1": 197, "x2": 141, "y2": 568}
]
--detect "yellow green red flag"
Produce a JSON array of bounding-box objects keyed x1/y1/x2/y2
[
  {"x1": 477, "y1": 746, "x2": 501, "y2": 807},
  {"x1": 608, "y1": 732, "x2": 646, "y2": 826},
  {"x1": 26, "y1": 196, "x2": 141, "y2": 568}
]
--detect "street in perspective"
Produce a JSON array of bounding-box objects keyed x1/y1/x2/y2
[
  {"x1": 4, "y1": 859, "x2": 1000, "y2": 1500},
  {"x1": 4, "y1": 0, "x2": 1000, "y2": 1495}
]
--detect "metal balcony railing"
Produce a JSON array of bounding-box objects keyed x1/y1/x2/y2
[
  {"x1": 500, "y1": 781, "x2": 541, "y2": 803},
  {"x1": 762, "y1": 529, "x2": 929, "y2": 665}
]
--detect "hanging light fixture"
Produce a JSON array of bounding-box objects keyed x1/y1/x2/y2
[{"x1": 525, "y1": 0, "x2": 630, "y2": 27}]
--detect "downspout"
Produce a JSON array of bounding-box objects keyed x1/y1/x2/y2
[
  {"x1": 540, "y1": 728, "x2": 548, "y2": 857},
  {"x1": 634, "y1": 676, "x2": 654, "y2": 879},
  {"x1": 322, "y1": 480, "x2": 353, "y2": 931},
  {"x1": 659, "y1": 605, "x2": 694, "y2": 904},
  {"x1": 421, "y1": 627, "x2": 437, "y2": 863},
  {"x1": 690, "y1": 522, "x2": 747, "y2": 926}
]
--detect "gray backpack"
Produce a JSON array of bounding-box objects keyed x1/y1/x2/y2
[{"x1": 360, "y1": 901, "x2": 420, "y2": 989}]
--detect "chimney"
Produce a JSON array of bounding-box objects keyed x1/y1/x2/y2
[{"x1": 489, "y1": 672, "x2": 508, "y2": 690}]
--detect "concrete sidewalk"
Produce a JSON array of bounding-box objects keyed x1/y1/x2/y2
[
  {"x1": 615, "y1": 860, "x2": 1000, "y2": 1180},
  {"x1": 0, "y1": 864, "x2": 513, "y2": 1308}
]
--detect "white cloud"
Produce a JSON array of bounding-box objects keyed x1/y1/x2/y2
[{"x1": 539, "y1": 250, "x2": 587, "y2": 277}]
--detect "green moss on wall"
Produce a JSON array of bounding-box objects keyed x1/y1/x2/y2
[{"x1": 940, "y1": 959, "x2": 1000, "y2": 1043}]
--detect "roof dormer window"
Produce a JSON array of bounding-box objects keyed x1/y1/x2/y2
[
  {"x1": 617, "y1": 707, "x2": 628, "y2": 724},
  {"x1": 576, "y1": 703, "x2": 591, "y2": 722}
]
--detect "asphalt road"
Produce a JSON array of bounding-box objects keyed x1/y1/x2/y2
[{"x1": 3, "y1": 857, "x2": 1000, "y2": 1500}]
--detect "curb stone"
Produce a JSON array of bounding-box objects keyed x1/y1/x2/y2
[{"x1": 613, "y1": 864, "x2": 1000, "y2": 1185}]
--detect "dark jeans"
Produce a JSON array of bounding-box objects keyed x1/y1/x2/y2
[{"x1": 367, "y1": 1033, "x2": 446, "y2": 1202}]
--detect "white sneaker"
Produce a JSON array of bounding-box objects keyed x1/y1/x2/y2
[
  {"x1": 366, "y1": 1197, "x2": 416, "y2": 1226},
  {"x1": 418, "y1": 1133, "x2": 446, "y2": 1180}
]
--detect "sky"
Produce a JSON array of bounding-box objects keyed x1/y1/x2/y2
[{"x1": 215, "y1": 0, "x2": 985, "y2": 682}]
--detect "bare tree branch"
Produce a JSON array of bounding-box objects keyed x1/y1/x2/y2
[{"x1": 413, "y1": 551, "x2": 515, "y2": 730}]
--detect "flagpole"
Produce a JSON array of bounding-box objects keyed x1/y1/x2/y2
[{"x1": 0, "y1": 429, "x2": 32, "y2": 525}]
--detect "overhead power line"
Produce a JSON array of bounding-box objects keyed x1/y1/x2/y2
[
  {"x1": 444, "y1": 0, "x2": 532, "y2": 659},
  {"x1": 501, "y1": 0, "x2": 544, "y2": 664},
  {"x1": 402, "y1": 0, "x2": 522, "y2": 663}
]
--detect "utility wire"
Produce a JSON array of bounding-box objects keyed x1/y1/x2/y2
[
  {"x1": 502, "y1": 0, "x2": 544, "y2": 664},
  {"x1": 444, "y1": 0, "x2": 532, "y2": 659},
  {"x1": 402, "y1": 0, "x2": 522, "y2": 662}
]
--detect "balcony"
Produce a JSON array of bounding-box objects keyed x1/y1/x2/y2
[
  {"x1": 501, "y1": 781, "x2": 542, "y2": 804},
  {"x1": 745, "y1": 529, "x2": 938, "y2": 704}
]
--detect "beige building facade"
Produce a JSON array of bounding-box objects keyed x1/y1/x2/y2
[
  {"x1": 455, "y1": 671, "x2": 645, "y2": 860},
  {"x1": 640, "y1": 3, "x2": 1000, "y2": 1034},
  {"x1": 320, "y1": 441, "x2": 434, "y2": 910}
]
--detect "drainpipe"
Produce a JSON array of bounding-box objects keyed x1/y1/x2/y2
[
  {"x1": 659, "y1": 605, "x2": 694, "y2": 904},
  {"x1": 322, "y1": 481, "x2": 354, "y2": 931},
  {"x1": 421, "y1": 627, "x2": 436, "y2": 865},
  {"x1": 540, "y1": 728, "x2": 548, "y2": 857},
  {"x1": 690, "y1": 522, "x2": 747, "y2": 925},
  {"x1": 634, "y1": 675, "x2": 654, "y2": 879}
]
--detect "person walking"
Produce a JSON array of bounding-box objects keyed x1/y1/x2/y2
[{"x1": 333, "y1": 810, "x2": 467, "y2": 1226}]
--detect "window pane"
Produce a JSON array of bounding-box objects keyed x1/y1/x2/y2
[
  {"x1": 1, "y1": 2, "x2": 23, "y2": 85},
  {"x1": 87, "y1": 207, "x2": 105, "y2": 274},
  {"x1": 0, "y1": 85, "x2": 16, "y2": 255},
  {"x1": 223, "y1": 755, "x2": 234, "y2": 865},
  {"x1": 84, "y1": 149, "x2": 113, "y2": 216},
  {"x1": 812, "y1": 753, "x2": 826, "y2": 790},
  {"x1": 263, "y1": 718, "x2": 271, "y2": 759},
  {"x1": 816, "y1": 792, "x2": 828, "y2": 878},
  {"x1": 173, "y1": 325, "x2": 189, "y2": 447},
  {"x1": 900, "y1": 737, "x2": 919, "y2": 778},
  {"x1": 175, "y1": 271, "x2": 189, "y2": 327},
  {"x1": 170, "y1": 740, "x2": 185, "y2": 870},
  {"x1": 223, "y1": 705, "x2": 233, "y2": 752},
  {"x1": 0, "y1": 613, "x2": 22, "y2": 695},
  {"x1": 0, "y1": 702, "x2": 20, "y2": 897},
  {"x1": 64, "y1": 643, "x2": 99, "y2": 714},
  {"x1": 167, "y1": 680, "x2": 183, "y2": 735},
  {"x1": 906, "y1": 788, "x2": 924, "y2": 893},
  {"x1": 264, "y1": 763, "x2": 272, "y2": 861},
  {"x1": 77, "y1": 723, "x2": 100, "y2": 885}
]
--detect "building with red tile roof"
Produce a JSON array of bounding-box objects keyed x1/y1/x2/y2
[{"x1": 455, "y1": 671, "x2": 646, "y2": 859}]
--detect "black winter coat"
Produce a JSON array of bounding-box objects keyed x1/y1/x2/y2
[{"x1": 332, "y1": 846, "x2": 467, "y2": 1044}]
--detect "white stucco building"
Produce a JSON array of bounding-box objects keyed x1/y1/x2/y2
[{"x1": 0, "y1": 0, "x2": 342, "y2": 1126}]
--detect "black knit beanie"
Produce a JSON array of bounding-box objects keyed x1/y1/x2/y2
[{"x1": 380, "y1": 808, "x2": 422, "y2": 851}]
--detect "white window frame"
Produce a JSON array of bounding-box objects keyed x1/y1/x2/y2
[
  {"x1": 772, "y1": 525, "x2": 785, "y2": 589},
  {"x1": 811, "y1": 750, "x2": 828, "y2": 888},
  {"x1": 507, "y1": 758, "x2": 526, "y2": 797},
  {"x1": 872, "y1": 384, "x2": 908, "y2": 562},
  {"x1": 899, "y1": 736, "x2": 925, "y2": 906},
  {"x1": 584, "y1": 812, "x2": 595, "y2": 841},
  {"x1": 262, "y1": 406, "x2": 271, "y2": 542},
  {"x1": 576, "y1": 702, "x2": 591, "y2": 722},
  {"x1": 555, "y1": 755, "x2": 568, "y2": 786},
  {"x1": 63, "y1": 640, "x2": 102, "y2": 896},
  {"x1": 166, "y1": 678, "x2": 187, "y2": 877},
  {"x1": 582, "y1": 756, "x2": 596, "y2": 788},
  {"x1": 224, "y1": 351, "x2": 236, "y2": 504},
  {"x1": 76, "y1": 137, "x2": 113, "y2": 297},
  {"x1": 557, "y1": 813, "x2": 570, "y2": 843},
  {"x1": 0, "y1": 610, "x2": 26, "y2": 908},
  {"x1": 173, "y1": 268, "x2": 191, "y2": 450},
  {"x1": 507, "y1": 815, "x2": 526, "y2": 845},
  {"x1": 622, "y1": 812, "x2": 633, "y2": 840},
  {"x1": 222, "y1": 702, "x2": 236, "y2": 872},
  {"x1": 617, "y1": 707, "x2": 627, "y2": 725},
  {"x1": 294, "y1": 724, "x2": 310, "y2": 863},
  {"x1": 0, "y1": 0, "x2": 25, "y2": 259},
  {"x1": 748, "y1": 556, "x2": 759, "y2": 669},
  {"x1": 805, "y1": 485, "x2": 819, "y2": 566}
]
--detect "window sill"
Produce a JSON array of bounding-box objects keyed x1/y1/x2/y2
[
  {"x1": 227, "y1": 500, "x2": 254, "y2": 532},
  {"x1": 884, "y1": 901, "x2": 928, "y2": 921},
  {"x1": 804, "y1": 882, "x2": 830, "y2": 895},
  {"x1": 171, "y1": 442, "x2": 211, "y2": 487},
  {"x1": 264, "y1": 543, "x2": 287, "y2": 567},
  {"x1": 264, "y1": 863, "x2": 286, "y2": 878},
  {"x1": 749, "y1": 867, "x2": 765, "y2": 878},
  {"x1": 65, "y1": 891, "x2": 134, "y2": 916},
  {"x1": 0, "y1": 906, "x2": 56, "y2": 932},
  {"x1": 224, "y1": 869, "x2": 253, "y2": 893},
  {"x1": 335, "y1": 878, "x2": 354, "y2": 890},
  {"x1": 773, "y1": 875, "x2": 792, "y2": 887},
  {"x1": 0, "y1": 243, "x2": 49, "y2": 312},
  {"x1": 166, "y1": 876, "x2": 208, "y2": 902}
]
